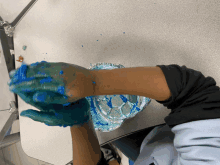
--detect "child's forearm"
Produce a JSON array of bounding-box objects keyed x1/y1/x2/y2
[
  {"x1": 90, "y1": 66, "x2": 171, "y2": 101},
  {"x1": 70, "y1": 120, "x2": 101, "y2": 165}
]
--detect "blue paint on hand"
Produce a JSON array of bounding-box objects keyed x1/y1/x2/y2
[
  {"x1": 63, "y1": 102, "x2": 71, "y2": 106},
  {"x1": 37, "y1": 71, "x2": 46, "y2": 75},
  {"x1": 40, "y1": 61, "x2": 47, "y2": 63},
  {"x1": 30, "y1": 62, "x2": 39, "y2": 67},
  {"x1": 57, "y1": 86, "x2": 65, "y2": 95},
  {"x1": 11, "y1": 61, "x2": 91, "y2": 128},
  {"x1": 20, "y1": 111, "x2": 29, "y2": 117},
  {"x1": 40, "y1": 77, "x2": 53, "y2": 84},
  {"x1": 59, "y1": 70, "x2": 63, "y2": 75},
  {"x1": 33, "y1": 92, "x2": 47, "y2": 102},
  {"x1": 11, "y1": 76, "x2": 35, "y2": 86},
  {"x1": 9, "y1": 70, "x2": 17, "y2": 78},
  {"x1": 22, "y1": 88, "x2": 33, "y2": 92},
  {"x1": 55, "y1": 113, "x2": 63, "y2": 119},
  {"x1": 14, "y1": 63, "x2": 28, "y2": 82}
]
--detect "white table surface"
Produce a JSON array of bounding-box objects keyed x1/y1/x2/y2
[{"x1": 2, "y1": 0, "x2": 220, "y2": 164}]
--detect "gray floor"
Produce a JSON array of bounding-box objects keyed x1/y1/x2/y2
[{"x1": 0, "y1": 120, "x2": 129, "y2": 165}]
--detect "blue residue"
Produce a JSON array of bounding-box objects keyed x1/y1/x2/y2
[
  {"x1": 40, "y1": 61, "x2": 47, "y2": 63},
  {"x1": 13, "y1": 63, "x2": 36, "y2": 85},
  {"x1": 63, "y1": 102, "x2": 71, "y2": 106},
  {"x1": 120, "y1": 95, "x2": 128, "y2": 102},
  {"x1": 22, "y1": 88, "x2": 33, "y2": 92},
  {"x1": 92, "y1": 81, "x2": 96, "y2": 84},
  {"x1": 55, "y1": 113, "x2": 63, "y2": 119},
  {"x1": 96, "y1": 121, "x2": 108, "y2": 126},
  {"x1": 22, "y1": 45, "x2": 27, "y2": 50},
  {"x1": 40, "y1": 77, "x2": 52, "y2": 84},
  {"x1": 31, "y1": 61, "x2": 47, "y2": 67},
  {"x1": 106, "y1": 97, "x2": 113, "y2": 108},
  {"x1": 59, "y1": 70, "x2": 63, "y2": 75},
  {"x1": 136, "y1": 106, "x2": 140, "y2": 111},
  {"x1": 13, "y1": 77, "x2": 35, "y2": 86},
  {"x1": 130, "y1": 104, "x2": 137, "y2": 114},
  {"x1": 86, "y1": 96, "x2": 96, "y2": 110},
  {"x1": 57, "y1": 86, "x2": 65, "y2": 95},
  {"x1": 37, "y1": 71, "x2": 46, "y2": 75},
  {"x1": 33, "y1": 92, "x2": 47, "y2": 102},
  {"x1": 30, "y1": 62, "x2": 39, "y2": 67}
]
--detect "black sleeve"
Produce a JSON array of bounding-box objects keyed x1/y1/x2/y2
[
  {"x1": 155, "y1": 64, "x2": 220, "y2": 129},
  {"x1": 97, "y1": 150, "x2": 109, "y2": 165}
]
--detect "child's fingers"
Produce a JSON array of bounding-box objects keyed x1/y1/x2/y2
[
  {"x1": 9, "y1": 70, "x2": 17, "y2": 79},
  {"x1": 9, "y1": 77, "x2": 66, "y2": 95},
  {"x1": 33, "y1": 91, "x2": 69, "y2": 105}
]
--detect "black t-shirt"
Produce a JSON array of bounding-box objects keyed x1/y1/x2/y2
[{"x1": 155, "y1": 64, "x2": 220, "y2": 129}]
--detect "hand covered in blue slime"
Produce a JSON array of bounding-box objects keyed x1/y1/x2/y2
[
  {"x1": 19, "y1": 91, "x2": 91, "y2": 127},
  {"x1": 8, "y1": 61, "x2": 92, "y2": 127},
  {"x1": 8, "y1": 61, "x2": 95, "y2": 104}
]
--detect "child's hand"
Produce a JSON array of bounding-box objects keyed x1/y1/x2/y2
[
  {"x1": 17, "y1": 90, "x2": 91, "y2": 127},
  {"x1": 8, "y1": 61, "x2": 95, "y2": 104}
]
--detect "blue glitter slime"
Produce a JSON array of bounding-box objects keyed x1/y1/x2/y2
[{"x1": 13, "y1": 61, "x2": 68, "y2": 106}]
